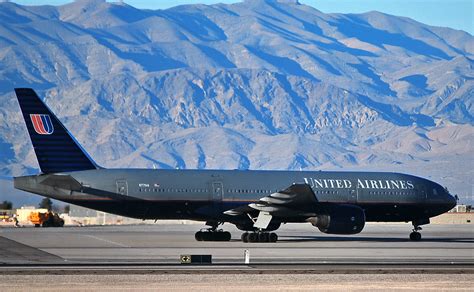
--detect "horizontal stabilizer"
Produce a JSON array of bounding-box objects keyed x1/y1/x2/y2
[{"x1": 38, "y1": 174, "x2": 83, "y2": 191}]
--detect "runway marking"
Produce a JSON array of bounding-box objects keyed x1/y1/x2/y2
[
  {"x1": 83, "y1": 235, "x2": 130, "y2": 248},
  {"x1": 0, "y1": 236, "x2": 64, "y2": 264}
]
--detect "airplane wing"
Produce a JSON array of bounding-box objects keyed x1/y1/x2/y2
[{"x1": 224, "y1": 183, "x2": 318, "y2": 229}]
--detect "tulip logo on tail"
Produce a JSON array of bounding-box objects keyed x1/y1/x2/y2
[{"x1": 30, "y1": 114, "x2": 54, "y2": 135}]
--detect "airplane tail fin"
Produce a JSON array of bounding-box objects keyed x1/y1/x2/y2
[{"x1": 14, "y1": 88, "x2": 99, "y2": 174}]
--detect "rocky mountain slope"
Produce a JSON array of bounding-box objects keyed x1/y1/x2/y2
[{"x1": 0, "y1": 0, "x2": 472, "y2": 204}]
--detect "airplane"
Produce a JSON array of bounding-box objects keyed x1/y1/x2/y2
[{"x1": 12, "y1": 88, "x2": 457, "y2": 242}]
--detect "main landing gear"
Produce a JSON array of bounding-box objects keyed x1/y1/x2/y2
[
  {"x1": 241, "y1": 231, "x2": 278, "y2": 243},
  {"x1": 195, "y1": 221, "x2": 231, "y2": 242},
  {"x1": 409, "y1": 224, "x2": 422, "y2": 241}
]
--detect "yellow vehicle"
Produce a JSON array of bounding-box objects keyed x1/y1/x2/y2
[
  {"x1": 0, "y1": 211, "x2": 11, "y2": 221},
  {"x1": 28, "y1": 211, "x2": 64, "y2": 227}
]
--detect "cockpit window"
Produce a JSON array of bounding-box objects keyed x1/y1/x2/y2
[{"x1": 433, "y1": 188, "x2": 438, "y2": 196}]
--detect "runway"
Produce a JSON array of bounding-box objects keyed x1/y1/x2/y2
[
  {"x1": 1, "y1": 223, "x2": 473, "y2": 290},
  {"x1": 1, "y1": 223, "x2": 473, "y2": 267}
]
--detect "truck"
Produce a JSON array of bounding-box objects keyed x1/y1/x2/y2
[{"x1": 28, "y1": 211, "x2": 64, "y2": 227}]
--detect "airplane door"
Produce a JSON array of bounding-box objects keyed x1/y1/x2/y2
[
  {"x1": 212, "y1": 182, "x2": 223, "y2": 202},
  {"x1": 116, "y1": 180, "x2": 128, "y2": 196},
  {"x1": 349, "y1": 188, "x2": 357, "y2": 203}
]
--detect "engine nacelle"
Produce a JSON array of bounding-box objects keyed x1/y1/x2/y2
[{"x1": 307, "y1": 204, "x2": 365, "y2": 235}]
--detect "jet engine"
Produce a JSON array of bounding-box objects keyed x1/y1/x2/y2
[{"x1": 307, "y1": 204, "x2": 365, "y2": 234}]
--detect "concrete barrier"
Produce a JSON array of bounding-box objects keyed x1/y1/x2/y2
[{"x1": 430, "y1": 213, "x2": 473, "y2": 224}]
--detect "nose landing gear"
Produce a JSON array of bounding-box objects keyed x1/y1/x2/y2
[{"x1": 409, "y1": 218, "x2": 429, "y2": 241}]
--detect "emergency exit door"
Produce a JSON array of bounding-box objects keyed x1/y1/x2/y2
[
  {"x1": 212, "y1": 182, "x2": 223, "y2": 202},
  {"x1": 116, "y1": 180, "x2": 128, "y2": 196}
]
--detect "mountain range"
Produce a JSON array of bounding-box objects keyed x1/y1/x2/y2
[{"x1": 0, "y1": 0, "x2": 472, "y2": 205}]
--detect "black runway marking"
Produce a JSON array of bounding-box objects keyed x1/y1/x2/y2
[{"x1": 0, "y1": 236, "x2": 64, "y2": 264}]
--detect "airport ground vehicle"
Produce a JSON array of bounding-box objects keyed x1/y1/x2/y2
[
  {"x1": 28, "y1": 211, "x2": 64, "y2": 227},
  {"x1": 0, "y1": 211, "x2": 13, "y2": 221}
]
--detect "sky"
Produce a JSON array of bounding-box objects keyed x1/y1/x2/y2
[{"x1": 11, "y1": 0, "x2": 474, "y2": 35}]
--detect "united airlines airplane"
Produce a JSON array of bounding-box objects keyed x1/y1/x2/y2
[{"x1": 13, "y1": 88, "x2": 457, "y2": 242}]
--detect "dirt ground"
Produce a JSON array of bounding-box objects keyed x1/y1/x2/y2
[{"x1": 1, "y1": 273, "x2": 473, "y2": 291}]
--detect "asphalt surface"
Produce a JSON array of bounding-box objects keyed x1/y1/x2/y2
[
  {"x1": 1, "y1": 223, "x2": 473, "y2": 290},
  {"x1": 1, "y1": 223, "x2": 473, "y2": 267}
]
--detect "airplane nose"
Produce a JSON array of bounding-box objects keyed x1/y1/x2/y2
[{"x1": 445, "y1": 193, "x2": 457, "y2": 211}]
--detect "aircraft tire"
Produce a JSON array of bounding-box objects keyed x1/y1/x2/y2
[
  {"x1": 222, "y1": 231, "x2": 232, "y2": 241},
  {"x1": 248, "y1": 233, "x2": 258, "y2": 243},
  {"x1": 416, "y1": 233, "x2": 421, "y2": 241},
  {"x1": 241, "y1": 232, "x2": 249, "y2": 242},
  {"x1": 214, "y1": 232, "x2": 226, "y2": 241},
  {"x1": 409, "y1": 232, "x2": 421, "y2": 241},
  {"x1": 202, "y1": 232, "x2": 213, "y2": 241},
  {"x1": 269, "y1": 233, "x2": 278, "y2": 242},
  {"x1": 196, "y1": 231, "x2": 231, "y2": 241},
  {"x1": 258, "y1": 232, "x2": 269, "y2": 243},
  {"x1": 195, "y1": 231, "x2": 203, "y2": 241}
]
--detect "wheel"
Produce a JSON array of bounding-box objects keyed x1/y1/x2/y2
[
  {"x1": 197, "y1": 231, "x2": 231, "y2": 241},
  {"x1": 222, "y1": 231, "x2": 231, "y2": 241},
  {"x1": 269, "y1": 233, "x2": 278, "y2": 242},
  {"x1": 195, "y1": 231, "x2": 203, "y2": 241},
  {"x1": 409, "y1": 232, "x2": 421, "y2": 241},
  {"x1": 258, "y1": 232, "x2": 269, "y2": 243},
  {"x1": 202, "y1": 232, "x2": 212, "y2": 241},
  {"x1": 214, "y1": 232, "x2": 226, "y2": 241},
  {"x1": 248, "y1": 233, "x2": 258, "y2": 243},
  {"x1": 241, "y1": 232, "x2": 249, "y2": 243},
  {"x1": 414, "y1": 232, "x2": 421, "y2": 241},
  {"x1": 415, "y1": 232, "x2": 421, "y2": 241}
]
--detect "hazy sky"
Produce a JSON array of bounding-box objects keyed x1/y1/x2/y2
[{"x1": 10, "y1": 0, "x2": 474, "y2": 34}]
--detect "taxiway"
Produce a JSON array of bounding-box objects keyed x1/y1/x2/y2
[
  {"x1": 1, "y1": 223, "x2": 473, "y2": 290},
  {"x1": 1, "y1": 223, "x2": 473, "y2": 266}
]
